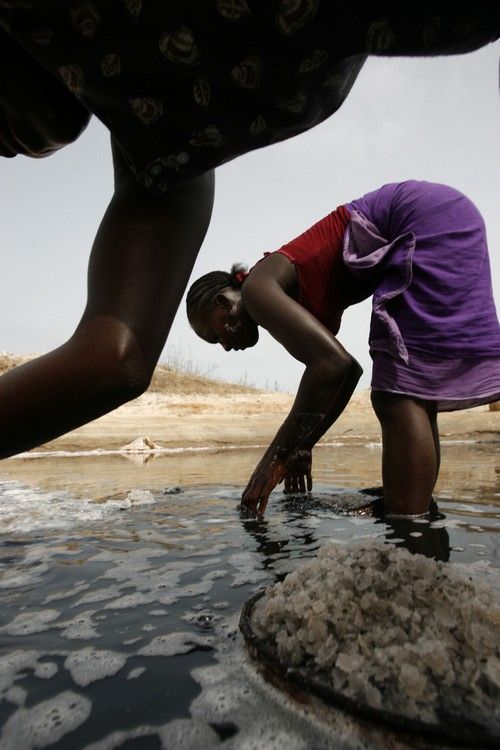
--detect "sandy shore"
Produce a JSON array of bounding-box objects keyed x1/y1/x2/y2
[
  {"x1": 1, "y1": 354, "x2": 498, "y2": 454},
  {"x1": 36, "y1": 388, "x2": 499, "y2": 454}
]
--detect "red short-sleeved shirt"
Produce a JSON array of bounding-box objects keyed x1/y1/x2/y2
[{"x1": 271, "y1": 205, "x2": 372, "y2": 334}]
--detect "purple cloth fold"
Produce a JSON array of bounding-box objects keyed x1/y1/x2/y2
[
  {"x1": 343, "y1": 181, "x2": 500, "y2": 411},
  {"x1": 344, "y1": 181, "x2": 500, "y2": 362},
  {"x1": 343, "y1": 209, "x2": 415, "y2": 364}
]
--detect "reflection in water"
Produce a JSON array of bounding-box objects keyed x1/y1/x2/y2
[
  {"x1": 0, "y1": 442, "x2": 498, "y2": 748},
  {"x1": 382, "y1": 505, "x2": 450, "y2": 562}
]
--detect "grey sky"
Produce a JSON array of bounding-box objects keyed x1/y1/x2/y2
[{"x1": 1, "y1": 42, "x2": 499, "y2": 393}]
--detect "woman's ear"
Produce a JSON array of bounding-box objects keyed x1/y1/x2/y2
[{"x1": 214, "y1": 291, "x2": 232, "y2": 310}]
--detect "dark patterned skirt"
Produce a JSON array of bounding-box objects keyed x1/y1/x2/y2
[{"x1": 1, "y1": 1, "x2": 499, "y2": 194}]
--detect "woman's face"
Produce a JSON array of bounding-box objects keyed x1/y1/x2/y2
[{"x1": 192, "y1": 289, "x2": 259, "y2": 351}]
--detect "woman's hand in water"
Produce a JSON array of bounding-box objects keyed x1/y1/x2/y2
[
  {"x1": 241, "y1": 453, "x2": 287, "y2": 515},
  {"x1": 241, "y1": 447, "x2": 312, "y2": 514},
  {"x1": 283, "y1": 449, "x2": 312, "y2": 495}
]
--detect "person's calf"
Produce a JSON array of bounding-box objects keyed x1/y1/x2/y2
[{"x1": 371, "y1": 391, "x2": 438, "y2": 516}]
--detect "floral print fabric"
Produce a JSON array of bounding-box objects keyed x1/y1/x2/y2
[{"x1": 1, "y1": 1, "x2": 499, "y2": 195}]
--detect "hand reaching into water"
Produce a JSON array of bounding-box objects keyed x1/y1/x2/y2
[
  {"x1": 283, "y1": 448, "x2": 312, "y2": 495},
  {"x1": 241, "y1": 448, "x2": 313, "y2": 515},
  {"x1": 241, "y1": 452, "x2": 286, "y2": 515}
]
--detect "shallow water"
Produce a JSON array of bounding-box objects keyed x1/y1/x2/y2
[{"x1": 0, "y1": 442, "x2": 498, "y2": 749}]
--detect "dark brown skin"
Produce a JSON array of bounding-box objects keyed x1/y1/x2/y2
[
  {"x1": 192, "y1": 253, "x2": 363, "y2": 514},
  {"x1": 0, "y1": 36, "x2": 215, "y2": 457},
  {"x1": 241, "y1": 254, "x2": 363, "y2": 514},
  {"x1": 194, "y1": 253, "x2": 440, "y2": 517},
  {"x1": 3, "y1": 34, "x2": 440, "y2": 514}
]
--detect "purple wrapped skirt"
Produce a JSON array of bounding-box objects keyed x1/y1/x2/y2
[{"x1": 344, "y1": 181, "x2": 500, "y2": 411}]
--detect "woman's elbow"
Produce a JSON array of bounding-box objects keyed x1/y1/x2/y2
[{"x1": 318, "y1": 351, "x2": 362, "y2": 386}]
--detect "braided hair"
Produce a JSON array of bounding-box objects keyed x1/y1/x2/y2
[{"x1": 186, "y1": 263, "x2": 247, "y2": 325}]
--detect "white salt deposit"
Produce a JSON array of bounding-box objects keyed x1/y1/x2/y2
[{"x1": 250, "y1": 540, "x2": 500, "y2": 733}]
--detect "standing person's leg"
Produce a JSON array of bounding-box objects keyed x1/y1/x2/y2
[{"x1": 370, "y1": 391, "x2": 439, "y2": 515}]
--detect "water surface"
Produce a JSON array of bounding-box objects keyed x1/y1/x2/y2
[{"x1": 0, "y1": 442, "x2": 498, "y2": 749}]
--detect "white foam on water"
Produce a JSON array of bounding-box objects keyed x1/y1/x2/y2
[
  {"x1": 58, "y1": 611, "x2": 100, "y2": 641},
  {"x1": 83, "y1": 719, "x2": 221, "y2": 750},
  {"x1": 189, "y1": 615, "x2": 381, "y2": 750},
  {"x1": 137, "y1": 631, "x2": 214, "y2": 657},
  {"x1": 43, "y1": 582, "x2": 90, "y2": 605},
  {"x1": 0, "y1": 650, "x2": 44, "y2": 696},
  {"x1": 104, "y1": 590, "x2": 160, "y2": 610},
  {"x1": 0, "y1": 609, "x2": 60, "y2": 636},
  {"x1": 34, "y1": 662, "x2": 58, "y2": 680},
  {"x1": 0, "y1": 562, "x2": 50, "y2": 590},
  {"x1": 64, "y1": 647, "x2": 127, "y2": 687},
  {"x1": 0, "y1": 480, "x2": 162, "y2": 534},
  {"x1": 71, "y1": 585, "x2": 121, "y2": 607},
  {"x1": 4, "y1": 685, "x2": 27, "y2": 707},
  {"x1": 0, "y1": 691, "x2": 91, "y2": 750},
  {"x1": 158, "y1": 718, "x2": 221, "y2": 748},
  {"x1": 0, "y1": 479, "x2": 497, "y2": 749},
  {"x1": 0, "y1": 484, "x2": 106, "y2": 534},
  {"x1": 228, "y1": 552, "x2": 267, "y2": 588},
  {"x1": 126, "y1": 667, "x2": 146, "y2": 680},
  {"x1": 83, "y1": 726, "x2": 164, "y2": 750}
]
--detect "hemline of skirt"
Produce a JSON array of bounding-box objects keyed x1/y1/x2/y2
[{"x1": 370, "y1": 349, "x2": 500, "y2": 413}]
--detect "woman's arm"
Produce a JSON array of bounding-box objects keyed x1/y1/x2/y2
[
  {"x1": 240, "y1": 253, "x2": 362, "y2": 514},
  {"x1": 0, "y1": 141, "x2": 214, "y2": 458}
]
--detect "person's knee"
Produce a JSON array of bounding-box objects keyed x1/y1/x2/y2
[
  {"x1": 0, "y1": 29, "x2": 91, "y2": 158},
  {"x1": 18, "y1": 100, "x2": 90, "y2": 158},
  {"x1": 73, "y1": 317, "x2": 155, "y2": 404},
  {"x1": 371, "y1": 391, "x2": 432, "y2": 425},
  {"x1": 97, "y1": 340, "x2": 153, "y2": 404},
  {"x1": 42, "y1": 102, "x2": 91, "y2": 154}
]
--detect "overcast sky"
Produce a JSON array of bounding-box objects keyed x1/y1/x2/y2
[{"x1": 1, "y1": 42, "x2": 499, "y2": 393}]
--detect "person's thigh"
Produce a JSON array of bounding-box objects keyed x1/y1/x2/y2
[{"x1": 0, "y1": 28, "x2": 90, "y2": 158}]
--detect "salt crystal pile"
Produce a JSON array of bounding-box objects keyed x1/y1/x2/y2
[{"x1": 250, "y1": 540, "x2": 500, "y2": 733}]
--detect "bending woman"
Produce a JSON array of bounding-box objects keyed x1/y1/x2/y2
[{"x1": 187, "y1": 180, "x2": 500, "y2": 516}]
